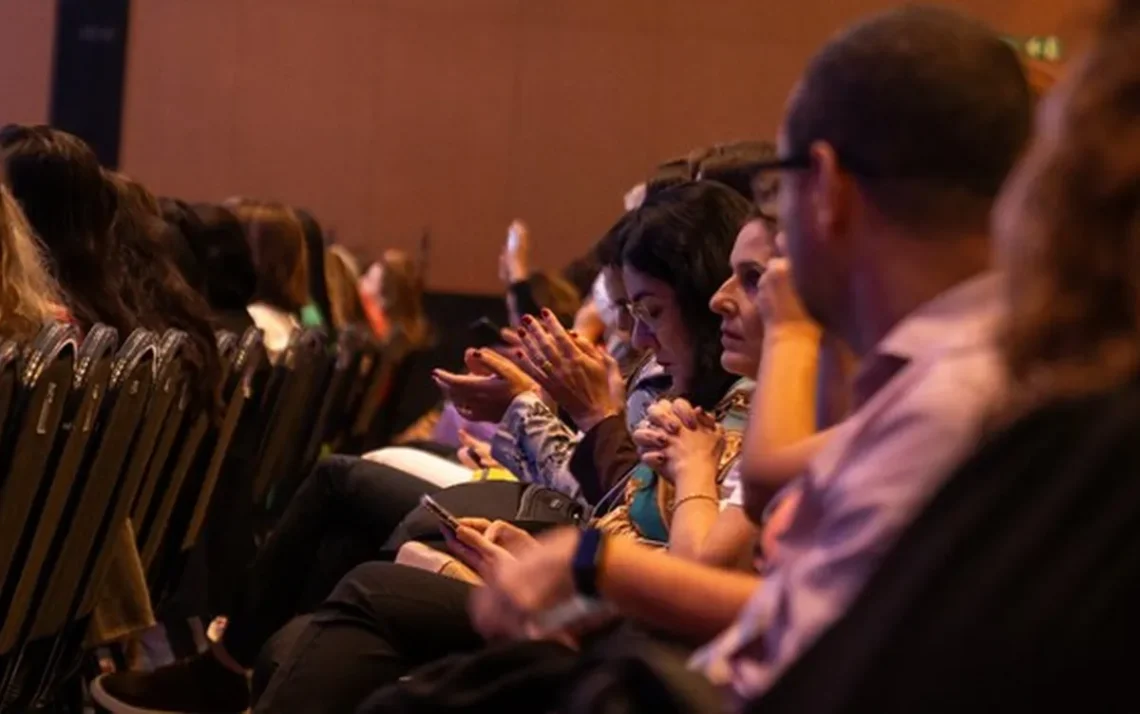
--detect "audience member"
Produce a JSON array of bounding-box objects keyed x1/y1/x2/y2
[
  {"x1": 697, "y1": 140, "x2": 777, "y2": 202},
  {"x1": 109, "y1": 173, "x2": 224, "y2": 412},
  {"x1": 184, "y1": 203, "x2": 258, "y2": 335},
  {"x1": 324, "y1": 245, "x2": 369, "y2": 333},
  {"x1": 295, "y1": 208, "x2": 333, "y2": 333},
  {"x1": 0, "y1": 124, "x2": 136, "y2": 335},
  {"x1": 232, "y1": 201, "x2": 311, "y2": 356},
  {"x1": 756, "y1": 4, "x2": 1140, "y2": 712}
]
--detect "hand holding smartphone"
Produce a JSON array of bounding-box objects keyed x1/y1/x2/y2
[{"x1": 420, "y1": 494, "x2": 461, "y2": 536}]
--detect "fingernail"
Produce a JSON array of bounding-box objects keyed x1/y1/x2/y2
[
  {"x1": 569, "y1": 331, "x2": 578, "y2": 338},
  {"x1": 515, "y1": 349, "x2": 525, "y2": 358},
  {"x1": 516, "y1": 327, "x2": 526, "y2": 336},
  {"x1": 523, "y1": 315, "x2": 535, "y2": 324},
  {"x1": 473, "y1": 349, "x2": 483, "y2": 358}
]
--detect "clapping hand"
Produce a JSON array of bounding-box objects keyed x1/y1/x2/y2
[
  {"x1": 510, "y1": 309, "x2": 624, "y2": 431},
  {"x1": 433, "y1": 348, "x2": 539, "y2": 423}
]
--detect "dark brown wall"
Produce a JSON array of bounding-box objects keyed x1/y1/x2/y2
[{"x1": 13, "y1": 0, "x2": 1091, "y2": 294}]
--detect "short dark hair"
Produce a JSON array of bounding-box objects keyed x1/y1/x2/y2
[
  {"x1": 786, "y1": 5, "x2": 1032, "y2": 230},
  {"x1": 644, "y1": 157, "x2": 698, "y2": 200},
  {"x1": 696, "y1": 140, "x2": 777, "y2": 203}
]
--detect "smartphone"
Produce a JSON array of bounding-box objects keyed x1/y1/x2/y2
[
  {"x1": 420, "y1": 494, "x2": 461, "y2": 535},
  {"x1": 507, "y1": 225, "x2": 520, "y2": 253},
  {"x1": 468, "y1": 317, "x2": 505, "y2": 348}
]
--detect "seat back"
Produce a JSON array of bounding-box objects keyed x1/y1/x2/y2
[
  {"x1": 0, "y1": 324, "x2": 109, "y2": 656},
  {"x1": 0, "y1": 341, "x2": 22, "y2": 446},
  {"x1": 180, "y1": 330, "x2": 266, "y2": 552},
  {"x1": 32, "y1": 331, "x2": 157, "y2": 636},
  {"x1": 252, "y1": 329, "x2": 326, "y2": 505},
  {"x1": 334, "y1": 332, "x2": 382, "y2": 448},
  {"x1": 139, "y1": 332, "x2": 210, "y2": 575},
  {"x1": 133, "y1": 332, "x2": 192, "y2": 566},
  {"x1": 0, "y1": 326, "x2": 78, "y2": 618},
  {"x1": 21, "y1": 331, "x2": 158, "y2": 704}
]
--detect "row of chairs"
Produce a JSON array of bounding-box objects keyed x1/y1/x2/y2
[{"x1": 0, "y1": 322, "x2": 399, "y2": 712}]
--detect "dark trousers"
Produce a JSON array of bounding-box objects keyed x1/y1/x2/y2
[
  {"x1": 223, "y1": 456, "x2": 440, "y2": 665},
  {"x1": 253, "y1": 562, "x2": 483, "y2": 714}
]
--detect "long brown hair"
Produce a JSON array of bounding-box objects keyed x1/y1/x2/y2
[
  {"x1": 231, "y1": 201, "x2": 310, "y2": 314},
  {"x1": 377, "y1": 248, "x2": 431, "y2": 349},
  {"x1": 999, "y1": 3, "x2": 1140, "y2": 406},
  {"x1": 0, "y1": 184, "x2": 66, "y2": 340}
]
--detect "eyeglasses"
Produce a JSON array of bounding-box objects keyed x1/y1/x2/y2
[
  {"x1": 749, "y1": 155, "x2": 813, "y2": 173},
  {"x1": 625, "y1": 301, "x2": 656, "y2": 325},
  {"x1": 749, "y1": 151, "x2": 882, "y2": 179}
]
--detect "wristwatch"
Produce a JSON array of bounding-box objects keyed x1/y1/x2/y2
[{"x1": 571, "y1": 527, "x2": 606, "y2": 598}]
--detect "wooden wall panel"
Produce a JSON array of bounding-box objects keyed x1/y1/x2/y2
[
  {"x1": 119, "y1": 0, "x2": 1094, "y2": 294},
  {"x1": 0, "y1": 1, "x2": 57, "y2": 126}
]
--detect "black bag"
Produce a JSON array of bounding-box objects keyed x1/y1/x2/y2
[
  {"x1": 383, "y1": 481, "x2": 587, "y2": 552},
  {"x1": 357, "y1": 640, "x2": 579, "y2": 714},
  {"x1": 354, "y1": 629, "x2": 723, "y2": 714}
]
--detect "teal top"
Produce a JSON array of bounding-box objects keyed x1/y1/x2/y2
[
  {"x1": 626, "y1": 378, "x2": 754, "y2": 542},
  {"x1": 299, "y1": 303, "x2": 327, "y2": 329}
]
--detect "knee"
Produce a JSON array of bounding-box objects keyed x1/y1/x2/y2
[
  {"x1": 310, "y1": 454, "x2": 360, "y2": 494},
  {"x1": 323, "y1": 561, "x2": 393, "y2": 613}
]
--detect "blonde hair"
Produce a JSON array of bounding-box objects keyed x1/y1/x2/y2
[
  {"x1": 324, "y1": 246, "x2": 366, "y2": 331},
  {"x1": 0, "y1": 184, "x2": 66, "y2": 340}
]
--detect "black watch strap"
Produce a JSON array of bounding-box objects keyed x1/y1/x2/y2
[{"x1": 572, "y1": 527, "x2": 606, "y2": 598}]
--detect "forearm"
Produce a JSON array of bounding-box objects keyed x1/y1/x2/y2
[
  {"x1": 742, "y1": 324, "x2": 823, "y2": 488},
  {"x1": 569, "y1": 415, "x2": 639, "y2": 503},
  {"x1": 599, "y1": 538, "x2": 760, "y2": 642},
  {"x1": 493, "y1": 392, "x2": 583, "y2": 497}
]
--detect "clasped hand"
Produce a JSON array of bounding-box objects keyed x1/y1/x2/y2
[{"x1": 632, "y1": 398, "x2": 724, "y2": 489}]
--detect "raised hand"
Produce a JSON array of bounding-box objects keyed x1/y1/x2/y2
[{"x1": 512, "y1": 309, "x2": 623, "y2": 431}]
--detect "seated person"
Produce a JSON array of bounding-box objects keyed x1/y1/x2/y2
[
  {"x1": 757, "y1": 9, "x2": 1140, "y2": 711},
  {"x1": 229, "y1": 200, "x2": 310, "y2": 358},
  {"x1": 92, "y1": 179, "x2": 764, "y2": 713}
]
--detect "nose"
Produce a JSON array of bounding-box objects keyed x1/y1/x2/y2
[
  {"x1": 709, "y1": 277, "x2": 736, "y2": 317},
  {"x1": 630, "y1": 318, "x2": 656, "y2": 353}
]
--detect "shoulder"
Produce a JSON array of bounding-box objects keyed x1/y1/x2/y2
[{"x1": 811, "y1": 347, "x2": 1005, "y2": 501}]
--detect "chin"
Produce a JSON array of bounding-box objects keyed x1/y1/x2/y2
[{"x1": 720, "y1": 352, "x2": 755, "y2": 378}]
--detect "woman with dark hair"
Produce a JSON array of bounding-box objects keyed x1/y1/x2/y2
[
  {"x1": 231, "y1": 201, "x2": 310, "y2": 356},
  {"x1": 0, "y1": 124, "x2": 135, "y2": 334},
  {"x1": 187, "y1": 203, "x2": 258, "y2": 335},
  {"x1": 109, "y1": 174, "x2": 224, "y2": 413},
  {"x1": 295, "y1": 208, "x2": 333, "y2": 333}
]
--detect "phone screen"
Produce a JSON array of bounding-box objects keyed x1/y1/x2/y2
[
  {"x1": 507, "y1": 226, "x2": 520, "y2": 253},
  {"x1": 420, "y1": 494, "x2": 461, "y2": 534}
]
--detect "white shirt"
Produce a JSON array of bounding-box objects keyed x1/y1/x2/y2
[
  {"x1": 247, "y1": 303, "x2": 300, "y2": 358},
  {"x1": 693, "y1": 272, "x2": 1007, "y2": 706}
]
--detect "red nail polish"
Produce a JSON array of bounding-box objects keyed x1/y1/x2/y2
[{"x1": 516, "y1": 327, "x2": 526, "y2": 336}]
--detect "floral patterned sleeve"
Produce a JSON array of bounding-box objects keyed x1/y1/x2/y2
[
  {"x1": 490, "y1": 392, "x2": 585, "y2": 500},
  {"x1": 490, "y1": 356, "x2": 672, "y2": 504}
]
